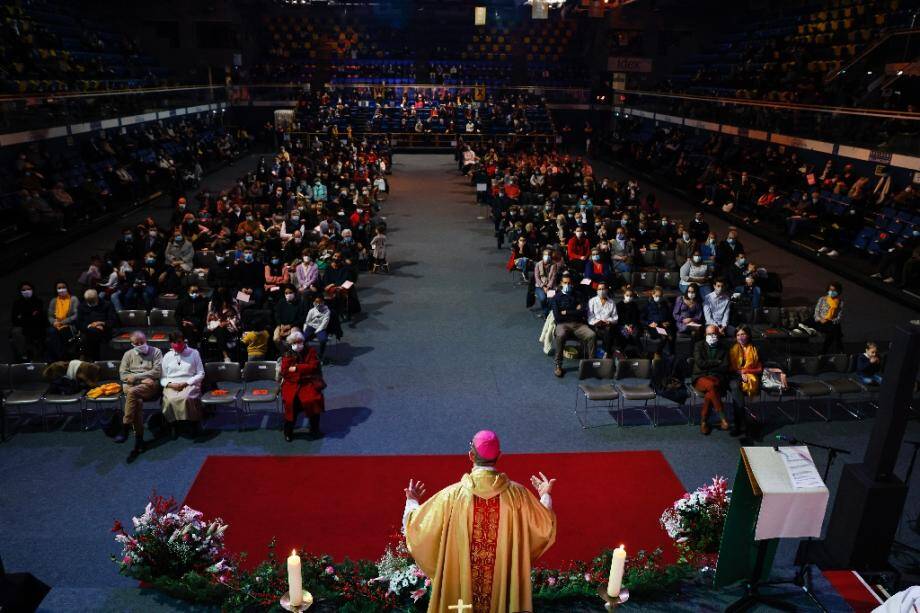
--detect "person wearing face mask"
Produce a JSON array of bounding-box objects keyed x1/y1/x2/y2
[
  {"x1": 672, "y1": 283, "x2": 704, "y2": 340},
  {"x1": 688, "y1": 212, "x2": 709, "y2": 243},
  {"x1": 699, "y1": 233, "x2": 718, "y2": 265},
  {"x1": 175, "y1": 285, "x2": 209, "y2": 346},
  {"x1": 679, "y1": 250, "x2": 713, "y2": 297},
  {"x1": 206, "y1": 287, "x2": 242, "y2": 362},
  {"x1": 12, "y1": 281, "x2": 45, "y2": 362},
  {"x1": 322, "y1": 253, "x2": 358, "y2": 319},
  {"x1": 727, "y1": 253, "x2": 750, "y2": 292},
  {"x1": 295, "y1": 250, "x2": 320, "y2": 298},
  {"x1": 273, "y1": 284, "x2": 307, "y2": 351},
  {"x1": 587, "y1": 282, "x2": 618, "y2": 357},
  {"x1": 164, "y1": 233, "x2": 194, "y2": 272},
  {"x1": 583, "y1": 248, "x2": 611, "y2": 290},
  {"x1": 160, "y1": 331, "x2": 204, "y2": 437},
  {"x1": 117, "y1": 331, "x2": 163, "y2": 461},
  {"x1": 76, "y1": 289, "x2": 117, "y2": 360},
  {"x1": 507, "y1": 236, "x2": 537, "y2": 280},
  {"x1": 235, "y1": 208, "x2": 263, "y2": 239},
  {"x1": 566, "y1": 227, "x2": 591, "y2": 268},
  {"x1": 370, "y1": 225, "x2": 388, "y2": 273},
  {"x1": 533, "y1": 250, "x2": 559, "y2": 318},
  {"x1": 609, "y1": 229, "x2": 634, "y2": 274},
  {"x1": 113, "y1": 227, "x2": 138, "y2": 263},
  {"x1": 615, "y1": 288, "x2": 641, "y2": 356},
  {"x1": 703, "y1": 278, "x2": 733, "y2": 337},
  {"x1": 551, "y1": 272, "x2": 596, "y2": 377},
  {"x1": 46, "y1": 281, "x2": 80, "y2": 360},
  {"x1": 303, "y1": 294, "x2": 332, "y2": 363},
  {"x1": 233, "y1": 249, "x2": 265, "y2": 305},
  {"x1": 280, "y1": 330, "x2": 326, "y2": 441},
  {"x1": 802, "y1": 282, "x2": 845, "y2": 354},
  {"x1": 675, "y1": 227, "x2": 697, "y2": 265},
  {"x1": 691, "y1": 325, "x2": 730, "y2": 435},
  {"x1": 641, "y1": 286, "x2": 674, "y2": 357},
  {"x1": 207, "y1": 251, "x2": 236, "y2": 291},
  {"x1": 715, "y1": 229, "x2": 744, "y2": 275},
  {"x1": 264, "y1": 253, "x2": 290, "y2": 297},
  {"x1": 727, "y1": 325, "x2": 761, "y2": 437}
]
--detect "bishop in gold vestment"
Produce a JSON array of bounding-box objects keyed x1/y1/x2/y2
[{"x1": 403, "y1": 431, "x2": 557, "y2": 613}]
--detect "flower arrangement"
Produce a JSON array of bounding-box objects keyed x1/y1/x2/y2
[
  {"x1": 659, "y1": 476, "x2": 730, "y2": 567},
  {"x1": 111, "y1": 493, "x2": 234, "y2": 604},
  {"x1": 371, "y1": 534, "x2": 430, "y2": 605},
  {"x1": 114, "y1": 491, "x2": 702, "y2": 611}
]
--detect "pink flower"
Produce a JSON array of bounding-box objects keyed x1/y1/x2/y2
[
  {"x1": 410, "y1": 588, "x2": 427, "y2": 602},
  {"x1": 122, "y1": 556, "x2": 132, "y2": 565},
  {"x1": 425, "y1": 578, "x2": 431, "y2": 587},
  {"x1": 584, "y1": 573, "x2": 592, "y2": 582},
  {"x1": 325, "y1": 565, "x2": 335, "y2": 575},
  {"x1": 547, "y1": 576, "x2": 557, "y2": 586}
]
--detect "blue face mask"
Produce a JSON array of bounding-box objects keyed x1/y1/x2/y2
[
  {"x1": 561, "y1": 284, "x2": 572, "y2": 294},
  {"x1": 828, "y1": 290, "x2": 838, "y2": 298},
  {"x1": 243, "y1": 254, "x2": 254, "y2": 263},
  {"x1": 271, "y1": 258, "x2": 280, "y2": 265}
]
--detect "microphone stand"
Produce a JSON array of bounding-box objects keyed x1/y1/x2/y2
[{"x1": 777, "y1": 438, "x2": 851, "y2": 612}]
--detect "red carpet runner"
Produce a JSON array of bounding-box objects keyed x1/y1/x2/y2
[{"x1": 183, "y1": 451, "x2": 685, "y2": 568}]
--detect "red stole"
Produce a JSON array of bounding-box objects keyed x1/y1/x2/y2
[{"x1": 470, "y1": 495, "x2": 500, "y2": 611}]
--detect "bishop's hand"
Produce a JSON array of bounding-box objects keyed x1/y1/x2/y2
[
  {"x1": 405, "y1": 479, "x2": 426, "y2": 502},
  {"x1": 530, "y1": 472, "x2": 556, "y2": 498}
]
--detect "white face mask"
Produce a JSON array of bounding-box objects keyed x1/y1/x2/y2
[
  {"x1": 652, "y1": 295, "x2": 661, "y2": 302},
  {"x1": 291, "y1": 343, "x2": 304, "y2": 353},
  {"x1": 134, "y1": 343, "x2": 149, "y2": 354},
  {"x1": 597, "y1": 290, "x2": 607, "y2": 299},
  {"x1": 623, "y1": 295, "x2": 633, "y2": 303},
  {"x1": 706, "y1": 334, "x2": 719, "y2": 346},
  {"x1": 57, "y1": 288, "x2": 68, "y2": 296},
  {"x1": 542, "y1": 254, "x2": 551, "y2": 262},
  {"x1": 686, "y1": 292, "x2": 696, "y2": 299},
  {"x1": 692, "y1": 255, "x2": 702, "y2": 263},
  {"x1": 21, "y1": 289, "x2": 32, "y2": 298}
]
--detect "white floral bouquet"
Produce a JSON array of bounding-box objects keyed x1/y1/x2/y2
[
  {"x1": 112, "y1": 493, "x2": 234, "y2": 599},
  {"x1": 372, "y1": 536, "x2": 430, "y2": 604},
  {"x1": 660, "y1": 476, "x2": 729, "y2": 555}
]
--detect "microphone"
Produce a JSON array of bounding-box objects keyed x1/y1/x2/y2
[{"x1": 775, "y1": 434, "x2": 800, "y2": 444}]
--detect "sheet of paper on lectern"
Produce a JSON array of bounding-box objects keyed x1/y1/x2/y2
[{"x1": 742, "y1": 446, "x2": 829, "y2": 540}]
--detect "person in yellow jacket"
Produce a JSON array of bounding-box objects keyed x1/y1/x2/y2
[
  {"x1": 403, "y1": 431, "x2": 556, "y2": 613},
  {"x1": 728, "y1": 325, "x2": 762, "y2": 437}
]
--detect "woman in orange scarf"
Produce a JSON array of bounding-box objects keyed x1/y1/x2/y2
[{"x1": 728, "y1": 325, "x2": 762, "y2": 437}]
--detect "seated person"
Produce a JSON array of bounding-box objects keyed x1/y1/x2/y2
[
  {"x1": 304, "y1": 294, "x2": 332, "y2": 362},
  {"x1": 533, "y1": 249, "x2": 558, "y2": 318},
  {"x1": 206, "y1": 287, "x2": 242, "y2": 362},
  {"x1": 274, "y1": 284, "x2": 307, "y2": 351},
  {"x1": 507, "y1": 235, "x2": 537, "y2": 277},
  {"x1": 322, "y1": 253, "x2": 358, "y2": 319},
  {"x1": 609, "y1": 228, "x2": 633, "y2": 274},
  {"x1": 117, "y1": 332, "x2": 163, "y2": 462},
  {"x1": 551, "y1": 272, "x2": 596, "y2": 378},
  {"x1": 566, "y1": 228, "x2": 591, "y2": 269},
  {"x1": 673, "y1": 283, "x2": 704, "y2": 339},
  {"x1": 703, "y1": 278, "x2": 733, "y2": 337},
  {"x1": 679, "y1": 251, "x2": 712, "y2": 297},
  {"x1": 615, "y1": 287, "x2": 641, "y2": 357},
  {"x1": 175, "y1": 285, "x2": 209, "y2": 346},
  {"x1": 856, "y1": 341, "x2": 883, "y2": 385},
  {"x1": 587, "y1": 282, "x2": 618, "y2": 358},
  {"x1": 241, "y1": 320, "x2": 270, "y2": 361},
  {"x1": 76, "y1": 289, "x2": 117, "y2": 360},
  {"x1": 692, "y1": 325, "x2": 730, "y2": 435},
  {"x1": 641, "y1": 286, "x2": 673, "y2": 356},
  {"x1": 728, "y1": 325, "x2": 761, "y2": 437},
  {"x1": 160, "y1": 331, "x2": 204, "y2": 438},
  {"x1": 583, "y1": 248, "x2": 612, "y2": 290}
]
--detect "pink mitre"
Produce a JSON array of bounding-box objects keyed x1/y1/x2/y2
[{"x1": 472, "y1": 430, "x2": 501, "y2": 461}]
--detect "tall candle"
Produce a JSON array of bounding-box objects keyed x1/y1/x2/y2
[
  {"x1": 607, "y1": 544, "x2": 626, "y2": 597},
  {"x1": 287, "y1": 550, "x2": 303, "y2": 606}
]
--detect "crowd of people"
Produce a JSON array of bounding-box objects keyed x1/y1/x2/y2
[
  {"x1": 4, "y1": 115, "x2": 250, "y2": 238},
  {"x1": 8, "y1": 135, "x2": 392, "y2": 459},
  {"x1": 461, "y1": 139, "x2": 867, "y2": 436},
  {"x1": 292, "y1": 87, "x2": 553, "y2": 136},
  {"x1": 608, "y1": 119, "x2": 920, "y2": 291}
]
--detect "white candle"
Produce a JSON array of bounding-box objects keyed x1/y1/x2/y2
[
  {"x1": 287, "y1": 550, "x2": 303, "y2": 607},
  {"x1": 607, "y1": 544, "x2": 626, "y2": 598}
]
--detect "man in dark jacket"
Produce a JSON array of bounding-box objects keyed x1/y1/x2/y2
[
  {"x1": 76, "y1": 289, "x2": 117, "y2": 360},
  {"x1": 691, "y1": 325, "x2": 730, "y2": 435},
  {"x1": 551, "y1": 271, "x2": 596, "y2": 378},
  {"x1": 175, "y1": 285, "x2": 209, "y2": 346}
]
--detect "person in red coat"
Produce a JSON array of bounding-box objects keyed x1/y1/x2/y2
[
  {"x1": 280, "y1": 330, "x2": 326, "y2": 442},
  {"x1": 566, "y1": 228, "x2": 591, "y2": 268}
]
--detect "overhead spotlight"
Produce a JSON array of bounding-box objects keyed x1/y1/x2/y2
[
  {"x1": 867, "y1": 70, "x2": 873, "y2": 75},
  {"x1": 897, "y1": 70, "x2": 904, "y2": 76}
]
